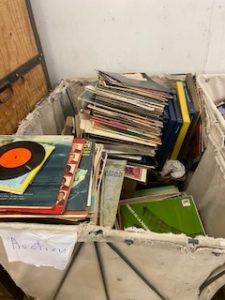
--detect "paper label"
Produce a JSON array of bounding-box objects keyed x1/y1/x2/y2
[
  {"x1": 0, "y1": 229, "x2": 77, "y2": 270},
  {"x1": 182, "y1": 199, "x2": 191, "y2": 207}
]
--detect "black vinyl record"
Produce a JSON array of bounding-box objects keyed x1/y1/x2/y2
[{"x1": 0, "y1": 141, "x2": 45, "y2": 180}]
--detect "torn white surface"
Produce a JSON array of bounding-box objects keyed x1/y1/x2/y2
[
  {"x1": 0, "y1": 229, "x2": 77, "y2": 270},
  {"x1": 160, "y1": 160, "x2": 186, "y2": 179}
]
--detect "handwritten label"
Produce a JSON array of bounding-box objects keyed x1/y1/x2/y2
[{"x1": 0, "y1": 229, "x2": 77, "y2": 270}]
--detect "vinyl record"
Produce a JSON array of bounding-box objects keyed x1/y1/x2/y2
[{"x1": 0, "y1": 141, "x2": 45, "y2": 180}]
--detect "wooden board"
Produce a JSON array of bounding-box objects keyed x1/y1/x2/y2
[
  {"x1": 0, "y1": 64, "x2": 48, "y2": 134},
  {"x1": 0, "y1": 0, "x2": 39, "y2": 80}
]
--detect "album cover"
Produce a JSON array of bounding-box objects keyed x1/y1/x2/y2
[
  {"x1": 6, "y1": 138, "x2": 86, "y2": 215},
  {"x1": 170, "y1": 82, "x2": 191, "y2": 160},
  {"x1": 0, "y1": 139, "x2": 55, "y2": 195},
  {"x1": 156, "y1": 99, "x2": 177, "y2": 169},
  {"x1": 120, "y1": 195, "x2": 205, "y2": 237},
  {"x1": 158, "y1": 95, "x2": 182, "y2": 166},
  {"x1": 0, "y1": 136, "x2": 74, "y2": 209},
  {"x1": 65, "y1": 139, "x2": 95, "y2": 212},
  {"x1": 100, "y1": 159, "x2": 127, "y2": 227},
  {"x1": 178, "y1": 87, "x2": 198, "y2": 162}
]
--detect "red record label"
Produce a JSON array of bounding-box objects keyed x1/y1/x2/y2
[
  {"x1": 0, "y1": 148, "x2": 32, "y2": 169},
  {"x1": 0, "y1": 141, "x2": 45, "y2": 180}
]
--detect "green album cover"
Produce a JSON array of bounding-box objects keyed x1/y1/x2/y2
[{"x1": 120, "y1": 195, "x2": 205, "y2": 237}]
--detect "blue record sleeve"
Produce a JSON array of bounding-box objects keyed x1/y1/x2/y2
[
  {"x1": 163, "y1": 100, "x2": 177, "y2": 146},
  {"x1": 184, "y1": 87, "x2": 196, "y2": 122},
  {"x1": 168, "y1": 94, "x2": 183, "y2": 150},
  {"x1": 156, "y1": 100, "x2": 177, "y2": 169},
  {"x1": 156, "y1": 95, "x2": 182, "y2": 170}
]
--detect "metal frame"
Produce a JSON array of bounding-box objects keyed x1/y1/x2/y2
[
  {"x1": 51, "y1": 241, "x2": 168, "y2": 300},
  {"x1": 0, "y1": 0, "x2": 52, "y2": 94},
  {"x1": 199, "y1": 266, "x2": 225, "y2": 296},
  {"x1": 52, "y1": 243, "x2": 84, "y2": 300},
  {"x1": 107, "y1": 243, "x2": 166, "y2": 300},
  {"x1": 0, "y1": 55, "x2": 42, "y2": 94},
  {"x1": 25, "y1": 0, "x2": 52, "y2": 91},
  {"x1": 95, "y1": 243, "x2": 110, "y2": 300}
]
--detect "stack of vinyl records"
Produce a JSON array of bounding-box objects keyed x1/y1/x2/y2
[
  {"x1": 0, "y1": 135, "x2": 205, "y2": 237},
  {"x1": 0, "y1": 74, "x2": 204, "y2": 236},
  {"x1": 78, "y1": 71, "x2": 173, "y2": 171},
  {"x1": 0, "y1": 136, "x2": 105, "y2": 224},
  {"x1": 155, "y1": 75, "x2": 201, "y2": 170}
]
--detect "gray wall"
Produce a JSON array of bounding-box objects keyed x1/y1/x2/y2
[{"x1": 30, "y1": 0, "x2": 225, "y2": 86}]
